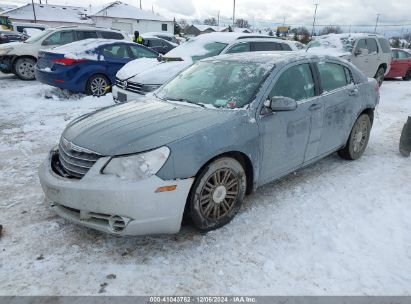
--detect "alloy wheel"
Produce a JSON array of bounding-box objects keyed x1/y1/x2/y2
[
  {"x1": 352, "y1": 119, "x2": 369, "y2": 153},
  {"x1": 90, "y1": 77, "x2": 108, "y2": 96},
  {"x1": 199, "y1": 168, "x2": 239, "y2": 221}
]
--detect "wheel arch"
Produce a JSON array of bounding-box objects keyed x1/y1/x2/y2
[{"x1": 85, "y1": 72, "x2": 112, "y2": 94}]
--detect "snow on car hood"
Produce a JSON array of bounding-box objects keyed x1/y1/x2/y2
[
  {"x1": 116, "y1": 58, "x2": 162, "y2": 80},
  {"x1": 116, "y1": 58, "x2": 191, "y2": 85},
  {"x1": 62, "y1": 98, "x2": 237, "y2": 156}
]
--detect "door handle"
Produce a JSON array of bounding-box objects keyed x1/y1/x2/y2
[{"x1": 309, "y1": 103, "x2": 322, "y2": 111}]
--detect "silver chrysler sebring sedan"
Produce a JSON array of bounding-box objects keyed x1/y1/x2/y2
[{"x1": 39, "y1": 52, "x2": 380, "y2": 236}]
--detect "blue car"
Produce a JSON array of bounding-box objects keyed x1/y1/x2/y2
[{"x1": 35, "y1": 39, "x2": 159, "y2": 96}]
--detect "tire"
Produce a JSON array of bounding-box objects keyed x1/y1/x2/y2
[
  {"x1": 403, "y1": 70, "x2": 411, "y2": 81},
  {"x1": 86, "y1": 74, "x2": 110, "y2": 96},
  {"x1": 338, "y1": 114, "x2": 372, "y2": 160},
  {"x1": 189, "y1": 157, "x2": 247, "y2": 232},
  {"x1": 374, "y1": 67, "x2": 385, "y2": 87},
  {"x1": 14, "y1": 57, "x2": 36, "y2": 80}
]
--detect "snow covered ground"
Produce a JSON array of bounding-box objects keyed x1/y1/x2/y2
[{"x1": 0, "y1": 72, "x2": 410, "y2": 295}]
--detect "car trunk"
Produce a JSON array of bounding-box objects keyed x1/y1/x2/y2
[{"x1": 37, "y1": 51, "x2": 65, "y2": 71}]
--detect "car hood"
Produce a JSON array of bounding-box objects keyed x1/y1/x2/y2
[
  {"x1": 116, "y1": 58, "x2": 191, "y2": 85},
  {"x1": 0, "y1": 41, "x2": 23, "y2": 49},
  {"x1": 62, "y1": 98, "x2": 237, "y2": 156}
]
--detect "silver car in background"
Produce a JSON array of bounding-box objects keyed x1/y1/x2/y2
[{"x1": 39, "y1": 52, "x2": 379, "y2": 236}]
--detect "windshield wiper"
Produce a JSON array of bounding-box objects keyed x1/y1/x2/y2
[{"x1": 166, "y1": 98, "x2": 206, "y2": 108}]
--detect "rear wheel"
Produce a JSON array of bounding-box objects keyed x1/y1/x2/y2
[
  {"x1": 14, "y1": 57, "x2": 36, "y2": 80},
  {"x1": 403, "y1": 70, "x2": 411, "y2": 81},
  {"x1": 374, "y1": 67, "x2": 385, "y2": 87},
  {"x1": 338, "y1": 114, "x2": 372, "y2": 160},
  {"x1": 86, "y1": 74, "x2": 110, "y2": 96},
  {"x1": 189, "y1": 157, "x2": 247, "y2": 232}
]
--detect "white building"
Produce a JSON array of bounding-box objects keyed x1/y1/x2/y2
[
  {"x1": 1, "y1": 3, "x2": 93, "y2": 27},
  {"x1": 91, "y1": 1, "x2": 174, "y2": 35}
]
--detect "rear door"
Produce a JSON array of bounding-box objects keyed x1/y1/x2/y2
[
  {"x1": 365, "y1": 38, "x2": 380, "y2": 77},
  {"x1": 392, "y1": 50, "x2": 411, "y2": 77},
  {"x1": 258, "y1": 62, "x2": 322, "y2": 183},
  {"x1": 315, "y1": 61, "x2": 360, "y2": 155},
  {"x1": 100, "y1": 44, "x2": 133, "y2": 82},
  {"x1": 351, "y1": 39, "x2": 372, "y2": 76}
]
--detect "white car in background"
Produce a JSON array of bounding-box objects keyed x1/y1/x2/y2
[
  {"x1": 307, "y1": 33, "x2": 392, "y2": 86},
  {"x1": 0, "y1": 26, "x2": 127, "y2": 80},
  {"x1": 113, "y1": 32, "x2": 298, "y2": 103}
]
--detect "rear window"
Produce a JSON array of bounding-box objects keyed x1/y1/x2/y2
[
  {"x1": 281, "y1": 43, "x2": 292, "y2": 51},
  {"x1": 378, "y1": 38, "x2": 391, "y2": 54},
  {"x1": 99, "y1": 31, "x2": 124, "y2": 40},
  {"x1": 366, "y1": 38, "x2": 379, "y2": 54},
  {"x1": 76, "y1": 31, "x2": 98, "y2": 40},
  {"x1": 317, "y1": 62, "x2": 349, "y2": 92},
  {"x1": 252, "y1": 42, "x2": 282, "y2": 51}
]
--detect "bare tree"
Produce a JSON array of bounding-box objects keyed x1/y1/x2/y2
[
  {"x1": 203, "y1": 18, "x2": 218, "y2": 26},
  {"x1": 319, "y1": 25, "x2": 343, "y2": 35},
  {"x1": 235, "y1": 18, "x2": 250, "y2": 29}
]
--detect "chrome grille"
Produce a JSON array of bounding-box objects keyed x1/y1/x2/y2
[
  {"x1": 115, "y1": 78, "x2": 145, "y2": 95},
  {"x1": 56, "y1": 137, "x2": 101, "y2": 179}
]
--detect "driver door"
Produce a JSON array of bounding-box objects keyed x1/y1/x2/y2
[
  {"x1": 258, "y1": 63, "x2": 323, "y2": 184},
  {"x1": 41, "y1": 30, "x2": 76, "y2": 50}
]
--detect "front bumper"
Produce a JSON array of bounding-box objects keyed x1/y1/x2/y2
[
  {"x1": 38, "y1": 154, "x2": 194, "y2": 236},
  {"x1": 112, "y1": 85, "x2": 146, "y2": 103}
]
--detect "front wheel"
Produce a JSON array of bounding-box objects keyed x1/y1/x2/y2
[
  {"x1": 374, "y1": 67, "x2": 385, "y2": 87},
  {"x1": 189, "y1": 157, "x2": 247, "y2": 232},
  {"x1": 14, "y1": 57, "x2": 36, "y2": 80},
  {"x1": 86, "y1": 74, "x2": 110, "y2": 96},
  {"x1": 338, "y1": 114, "x2": 372, "y2": 160}
]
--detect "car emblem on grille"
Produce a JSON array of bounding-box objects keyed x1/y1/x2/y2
[
  {"x1": 121, "y1": 81, "x2": 127, "y2": 89},
  {"x1": 66, "y1": 141, "x2": 72, "y2": 150}
]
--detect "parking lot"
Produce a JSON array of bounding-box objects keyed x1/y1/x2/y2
[{"x1": 0, "y1": 71, "x2": 410, "y2": 295}]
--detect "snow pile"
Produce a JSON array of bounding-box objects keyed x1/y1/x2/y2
[{"x1": 306, "y1": 33, "x2": 369, "y2": 57}]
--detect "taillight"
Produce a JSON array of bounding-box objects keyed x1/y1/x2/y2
[{"x1": 52, "y1": 58, "x2": 86, "y2": 65}]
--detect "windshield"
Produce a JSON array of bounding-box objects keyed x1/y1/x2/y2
[
  {"x1": 24, "y1": 28, "x2": 53, "y2": 44},
  {"x1": 156, "y1": 60, "x2": 274, "y2": 109},
  {"x1": 165, "y1": 40, "x2": 228, "y2": 62}
]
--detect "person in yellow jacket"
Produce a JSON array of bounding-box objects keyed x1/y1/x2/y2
[{"x1": 133, "y1": 31, "x2": 143, "y2": 44}]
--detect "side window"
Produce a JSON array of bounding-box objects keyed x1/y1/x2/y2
[
  {"x1": 101, "y1": 44, "x2": 130, "y2": 59},
  {"x1": 128, "y1": 45, "x2": 158, "y2": 59},
  {"x1": 76, "y1": 31, "x2": 98, "y2": 40},
  {"x1": 150, "y1": 39, "x2": 164, "y2": 47},
  {"x1": 392, "y1": 50, "x2": 399, "y2": 59},
  {"x1": 281, "y1": 43, "x2": 292, "y2": 51},
  {"x1": 99, "y1": 31, "x2": 124, "y2": 40},
  {"x1": 378, "y1": 38, "x2": 392, "y2": 53},
  {"x1": 317, "y1": 62, "x2": 349, "y2": 92},
  {"x1": 252, "y1": 42, "x2": 282, "y2": 51},
  {"x1": 366, "y1": 38, "x2": 378, "y2": 54},
  {"x1": 226, "y1": 42, "x2": 251, "y2": 54},
  {"x1": 344, "y1": 67, "x2": 353, "y2": 84},
  {"x1": 398, "y1": 51, "x2": 410, "y2": 59},
  {"x1": 355, "y1": 39, "x2": 367, "y2": 52},
  {"x1": 162, "y1": 24, "x2": 168, "y2": 31},
  {"x1": 42, "y1": 31, "x2": 75, "y2": 46},
  {"x1": 270, "y1": 64, "x2": 315, "y2": 101}
]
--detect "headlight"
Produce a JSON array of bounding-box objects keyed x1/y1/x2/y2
[
  {"x1": 0, "y1": 48, "x2": 13, "y2": 55},
  {"x1": 103, "y1": 147, "x2": 170, "y2": 180}
]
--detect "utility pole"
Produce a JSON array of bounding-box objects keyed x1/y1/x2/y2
[
  {"x1": 217, "y1": 10, "x2": 220, "y2": 27},
  {"x1": 233, "y1": 0, "x2": 236, "y2": 28},
  {"x1": 31, "y1": 0, "x2": 37, "y2": 23},
  {"x1": 311, "y1": 3, "x2": 319, "y2": 38},
  {"x1": 283, "y1": 17, "x2": 286, "y2": 27},
  {"x1": 139, "y1": 0, "x2": 142, "y2": 10},
  {"x1": 374, "y1": 13, "x2": 380, "y2": 34}
]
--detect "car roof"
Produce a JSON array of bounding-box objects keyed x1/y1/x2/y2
[
  {"x1": 192, "y1": 32, "x2": 281, "y2": 44},
  {"x1": 46, "y1": 25, "x2": 124, "y2": 33},
  {"x1": 203, "y1": 51, "x2": 348, "y2": 66}
]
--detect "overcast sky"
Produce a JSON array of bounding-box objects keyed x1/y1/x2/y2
[{"x1": 3, "y1": 0, "x2": 411, "y2": 33}]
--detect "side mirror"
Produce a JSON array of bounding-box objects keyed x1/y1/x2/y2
[
  {"x1": 354, "y1": 48, "x2": 368, "y2": 56},
  {"x1": 267, "y1": 96, "x2": 298, "y2": 112}
]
